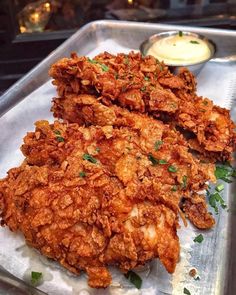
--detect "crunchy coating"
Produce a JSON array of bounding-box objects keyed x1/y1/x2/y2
[
  {"x1": 0, "y1": 117, "x2": 216, "y2": 288},
  {"x1": 49, "y1": 52, "x2": 236, "y2": 161}
]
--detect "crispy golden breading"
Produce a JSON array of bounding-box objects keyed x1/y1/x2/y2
[
  {"x1": 49, "y1": 52, "x2": 236, "y2": 161},
  {"x1": 183, "y1": 194, "x2": 215, "y2": 230},
  {"x1": 0, "y1": 118, "x2": 216, "y2": 288}
]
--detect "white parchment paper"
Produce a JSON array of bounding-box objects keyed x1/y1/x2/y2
[{"x1": 0, "y1": 40, "x2": 235, "y2": 295}]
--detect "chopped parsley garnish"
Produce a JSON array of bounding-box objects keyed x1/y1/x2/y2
[
  {"x1": 54, "y1": 130, "x2": 61, "y2": 135},
  {"x1": 215, "y1": 164, "x2": 236, "y2": 183},
  {"x1": 100, "y1": 64, "x2": 109, "y2": 72},
  {"x1": 88, "y1": 58, "x2": 97, "y2": 64},
  {"x1": 154, "y1": 140, "x2": 163, "y2": 151},
  {"x1": 141, "y1": 86, "x2": 146, "y2": 92},
  {"x1": 56, "y1": 136, "x2": 65, "y2": 142},
  {"x1": 193, "y1": 234, "x2": 204, "y2": 243},
  {"x1": 209, "y1": 193, "x2": 219, "y2": 214},
  {"x1": 179, "y1": 31, "x2": 183, "y2": 37},
  {"x1": 190, "y1": 40, "x2": 200, "y2": 44},
  {"x1": 96, "y1": 147, "x2": 100, "y2": 152},
  {"x1": 83, "y1": 153, "x2": 97, "y2": 164},
  {"x1": 148, "y1": 153, "x2": 158, "y2": 166},
  {"x1": 183, "y1": 287, "x2": 191, "y2": 295},
  {"x1": 124, "y1": 56, "x2": 129, "y2": 65},
  {"x1": 79, "y1": 171, "x2": 86, "y2": 178},
  {"x1": 31, "y1": 271, "x2": 42, "y2": 285},
  {"x1": 182, "y1": 175, "x2": 188, "y2": 189},
  {"x1": 54, "y1": 130, "x2": 65, "y2": 142},
  {"x1": 88, "y1": 58, "x2": 109, "y2": 72},
  {"x1": 209, "y1": 192, "x2": 227, "y2": 213},
  {"x1": 171, "y1": 185, "x2": 178, "y2": 192},
  {"x1": 124, "y1": 271, "x2": 142, "y2": 289},
  {"x1": 173, "y1": 44, "x2": 176, "y2": 46},
  {"x1": 159, "y1": 159, "x2": 167, "y2": 164},
  {"x1": 203, "y1": 100, "x2": 208, "y2": 105},
  {"x1": 168, "y1": 165, "x2": 178, "y2": 173},
  {"x1": 215, "y1": 183, "x2": 224, "y2": 192},
  {"x1": 144, "y1": 76, "x2": 149, "y2": 81}
]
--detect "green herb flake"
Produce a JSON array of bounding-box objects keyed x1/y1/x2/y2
[
  {"x1": 124, "y1": 56, "x2": 129, "y2": 65},
  {"x1": 209, "y1": 193, "x2": 219, "y2": 214},
  {"x1": 203, "y1": 100, "x2": 208, "y2": 105},
  {"x1": 168, "y1": 165, "x2": 178, "y2": 173},
  {"x1": 124, "y1": 271, "x2": 142, "y2": 289},
  {"x1": 141, "y1": 86, "x2": 146, "y2": 92},
  {"x1": 31, "y1": 271, "x2": 42, "y2": 285},
  {"x1": 88, "y1": 58, "x2": 109, "y2": 72},
  {"x1": 215, "y1": 165, "x2": 233, "y2": 183},
  {"x1": 100, "y1": 64, "x2": 109, "y2": 72},
  {"x1": 171, "y1": 185, "x2": 178, "y2": 192},
  {"x1": 215, "y1": 183, "x2": 224, "y2": 192},
  {"x1": 173, "y1": 44, "x2": 176, "y2": 46},
  {"x1": 190, "y1": 40, "x2": 200, "y2": 44},
  {"x1": 88, "y1": 58, "x2": 98, "y2": 64},
  {"x1": 154, "y1": 140, "x2": 163, "y2": 151},
  {"x1": 209, "y1": 192, "x2": 227, "y2": 211},
  {"x1": 148, "y1": 153, "x2": 159, "y2": 166},
  {"x1": 179, "y1": 31, "x2": 183, "y2": 37},
  {"x1": 159, "y1": 159, "x2": 167, "y2": 164},
  {"x1": 56, "y1": 136, "x2": 65, "y2": 142},
  {"x1": 183, "y1": 287, "x2": 191, "y2": 295},
  {"x1": 144, "y1": 76, "x2": 149, "y2": 81},
  {"x1": 96, "y1": 147, "x2": 100, "y2": 153},
  {"x1": 54, "y1": 130, "x2": 61, "y2": 135},
  {"x1": 193, "y1": 234, "x2": 204, "y2": 243},
  {"x1": 79, "y1": 171, "x2": 86, "y2": 178},
  {"x1": 83, "y1": 153, "x2": 97, "y2": 164},
  {"x1": 182, "y1": 175, "x2": 188, "y2": 189},
  {"x1": 232, "y1": 169, "x2": 236, "y2": 177}
]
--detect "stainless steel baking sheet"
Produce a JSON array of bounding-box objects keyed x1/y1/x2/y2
[{"x1": 0, "y1": 20, "x2": 236, "y2": 295}]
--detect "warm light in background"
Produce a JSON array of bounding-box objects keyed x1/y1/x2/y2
[
  {"x1": 127, "y1": 0, "x2": 133, "y2": 5},
  {"x1": 44, "y1": 2, "x2": 51, "y2": 12},
  {"x1": 29, "y1": 12, "x2": 40, "y2": 24},
  {"x1": 19, "y1": 25, "x2": 26, "y2": 33}
]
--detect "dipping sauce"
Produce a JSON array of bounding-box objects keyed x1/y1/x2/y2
[{"x1": 147, "y1": 32, "x2": 212, "y2": 65}]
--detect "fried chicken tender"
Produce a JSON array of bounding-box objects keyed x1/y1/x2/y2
[
  {"x1": 0, "y1": 117, "x2": 216, "y2": 288},
  {"x1": 1, "y1": 121, "x2": 181, "y2": 288},
  {"x1": 49, "y1": 52, "x2": 236, "y2": 161}
]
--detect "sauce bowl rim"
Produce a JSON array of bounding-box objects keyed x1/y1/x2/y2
[{"x1": 140, "y1": 30, "x2": 216, "y2": 67}]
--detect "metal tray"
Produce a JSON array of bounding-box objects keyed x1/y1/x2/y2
[{"x1": 0, "y1": 20, "x2": 236, "y2": 295}]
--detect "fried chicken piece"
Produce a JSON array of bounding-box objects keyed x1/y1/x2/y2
[
  {"x1": 49, "y1": 52, "x2": 236, "y2": 161},
  {"x1": 0, "y1": 115, "x2": 216, "y2": 287},
  {"x1": 183, "y1": 194, "x2": 215, "y2": 229},
  {"x1": 1, "y1": 121, "x2": 183, "y2": 288}
]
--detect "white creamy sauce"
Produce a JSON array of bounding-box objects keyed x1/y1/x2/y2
[{"x1": 147, "y1": 34, "x2": 211, "y2": 65}]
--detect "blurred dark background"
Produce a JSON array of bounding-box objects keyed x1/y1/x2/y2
[{"x1": 0, "y1": 0, "x2": 236, "y2": 94}]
